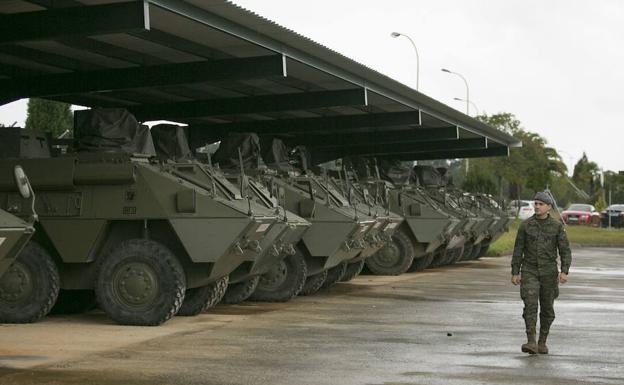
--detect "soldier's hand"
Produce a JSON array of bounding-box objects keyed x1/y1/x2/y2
[
  {"x1": 511, "y1": 275, "x2": 521, "y2": 285},
  {"x1": 559, "y1": 272, "x2": 568, "y2": 284}
]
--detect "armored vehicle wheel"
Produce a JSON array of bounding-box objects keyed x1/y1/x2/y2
[
  {"x1": 321, "y1": 262, "x2": 347, "y2": 289},
  {"x1": 429, "y1": 249, "x2": 445, "y2": 268},
  {"x1": 366, "y1": 230, "x2": 414, "y2": 276},
  {"x1": 340, "y1": 260, "x2": 365, "y2": 282},
  {"x1": 408, "y1": 252, "x2": 435, "y2": 272},
  {"x1": 51, "y1": 290, "x2": 97, "y2": 315},
  {"x1": 434, "y1": 249, "x2": 451, "y2": 266},
  {"x1": 458, "y1": 244, "x2": 474, "y2": 262},
  {"x1": 469, "y1": 244, "x2": 482, "y2": 260},
  {"x1": 477, "y1": 243, "x2": 490, "y2": 259},
  {"x1": 178, "y1": 276, "x2": 229, "y2": 316},
  {"x1": 250, "y1": 251, "x2": 307, "y2": 302},
  {"x1": 95, "y1": 239, "x2": 186, "y2": 326},
  {"x1": 447, "y1": 246, "x2": 464, "y2": 265},
  {"x1": 221, "y1": 276, "x2": 260, "y2": 305},
  {"x1": 0, "y1": 242, "x2": 59, "y2": 323},
  {"x1": 299, "y1": 269, "x2": 328, "y2": 296}
]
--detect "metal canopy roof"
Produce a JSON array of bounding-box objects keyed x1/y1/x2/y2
[{"x1": 0, "y1": 0, "x2": 521, "y2": 163}]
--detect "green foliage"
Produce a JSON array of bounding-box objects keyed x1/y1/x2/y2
[
  {"x1": 486, "y1": 219, "x2": 624, "y2": 257},
  {"x1": 462, "y1": 169, "x2": 497, "y2": 195},
  {"x1": 603, "y1": 170, "x2": 624, "y2": 205},
  {"x1": 470, "y1": 113, "x2": 566, "y2": 201},
  {"x1": 595, "y1": 194, "x2": 607, "y2": 211},
  {"x1": 25, "y1": 98, "x2": 73, "y2": 138},
  {"x1": 572, "y1": 153, "x2": 600, "y2": 197}
]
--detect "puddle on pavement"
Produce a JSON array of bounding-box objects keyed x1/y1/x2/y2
[{"x1": 570, "y1": 267, "x2": 624, "y2": 276}]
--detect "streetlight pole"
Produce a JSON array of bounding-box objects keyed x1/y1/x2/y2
[
  {"x1": 453, "y1": 97, "x2": 479, "y2": 116},
  {"x1": 391, "y1": 32, "x2": 420, "y2": 91},
  {"x1": 442, "y1": 68, "x2": 470, "y2": 115},
  {"x1": 442, "y1": 68, "x2": 471, "y2": 174}
]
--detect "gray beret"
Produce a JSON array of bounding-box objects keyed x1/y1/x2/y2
[{"x1": 534, "y1": 191, "x2": 553, "y2": 205}]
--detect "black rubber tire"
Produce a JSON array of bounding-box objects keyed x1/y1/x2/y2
[
  {"x1": 408, "y1": 252, "x2": 435, "y2": 272},
  {"x1": 250, "y1": 251, "x2": 307, "y2": 302},
  {"x1": 178, "y1": 276, "x2": 229, "y2": 316},
  {"x1": 299, "y1": 269, "x2": 328, "y2": 296},
  {"x1": 428, "y1": 248, "x2": 445, "y2": 268},
  {"x1": 95, "y1": 239, "x2": 186, "y2": 326},
  {"x1": 0, "y1": 242, "x2": 59, "y2": 323},
  {"x1": 321, "y1": 262, "x2": 347, "y2": 289},
  {"x1": 447, "y1": 246, "x2": 464, "y2": 265},
  {"x1": 459, "y1": 244, "x2": 474, "y2": 262},
  {"x1": 221, "y1": 276, "x2": 260, "y2": 305},
  {"x1": 435, "y1": 248, "x2": 452, "y2": 266},
  {"x1": 366, "y1": 230, "x2": 415, "y2": 275},
  {"x1": 477, "y1": 243, "x2": 490, "y2": 259},
  {"x1": 340, "y1": 260, "x2": 365, "y2": 282},
  {"x1": 50, "y1": 289, "x2": 96, "y2": 315},
  {"x1": 469, "y1": 244, "x2": 482, "y2": 260}
]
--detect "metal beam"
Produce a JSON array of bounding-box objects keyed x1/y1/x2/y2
[
  {"x1": 187, "y1": 111, "x2": 421, "y2": 137},
  {"x1": 0, "y1": 55, "x2": 286, "y2": 101},
  {"x1": 310, "y1": 138, "x2": 487, "y2": 164},
  {"x1": 0, "y1": 44, "x2": 103, "y2": 72},
  {"x1": 295, "y1": 126, "x2": 458, "y2": 148},
  {"x1": 380, "y1": 146, "x2": 510, "y2": 161},
  {"x1": 148, "y1": 0, "x2": 521, "y2": 148},
  {"x1": 0, "y1": 1, "x2": 150, "y2": 44},
  {"x1": 130, "y1": 88, "x2": 368, "y2": 121}
]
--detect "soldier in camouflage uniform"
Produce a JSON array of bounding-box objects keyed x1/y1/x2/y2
[{"x1": 511, "y1": 191, "x2": 571, "y2": 354}]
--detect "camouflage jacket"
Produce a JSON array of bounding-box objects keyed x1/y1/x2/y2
[{"x1": 511, "y1": 214, "x2": 571, "y2": 276}]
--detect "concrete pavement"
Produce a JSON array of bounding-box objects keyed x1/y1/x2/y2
[{"x1": 1, "y1": 247, "x2": 622, "y2": 385}]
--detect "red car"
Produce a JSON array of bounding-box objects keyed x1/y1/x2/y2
[{"x1": 561, "y1": 204, "x2": 599, "y2": 225}]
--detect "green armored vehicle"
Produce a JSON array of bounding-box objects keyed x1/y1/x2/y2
[
  {"x1": 0, "y1": 165, "x2": 43, "y2": 324},
  {"x1": 470, "y1": 193, "x2": 509, "y2": 258},
  {"x1": 0, "y1": 109, "x2": 280, "y2": 325},
  {"x1": 327, "y1": 158, "x2": 407, "y2": 276},
  {"x1": 382, "y1": 161, "x2": 464, "y2": 271},
  {"x1": 152, "y1": 126, "x2": 310, "y2": 303},
  {"x1": 0, "y1": 166, "x2": 36, "y2": 278},
  {"x1": 214, "y1": 135, "x2": 376, "y2": 295},
  {"x1": 413, "y1": 166, "x2": 487, "y2": 266}
]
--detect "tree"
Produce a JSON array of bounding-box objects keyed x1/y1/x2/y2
[
  {"x1": 572, "y1": 152, "x2": 600, "y2": 197},
  {"x1": 461, "y1": 113, "x2": 567, "y2": 201},
  {"x1": 25, "y1": 98, "x2": 73, "y2": 138}
]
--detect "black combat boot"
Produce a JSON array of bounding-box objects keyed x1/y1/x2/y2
[
  {"x1": 538, "y1": 330, "x2": 549, "y2": 354},
  {"x1": 521, "y1": 328, "x2": 538, "y2": 354}
]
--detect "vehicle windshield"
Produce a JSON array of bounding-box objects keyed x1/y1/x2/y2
[{"x1": 568, "y1": 204, "x2": 592, "y2": 212}]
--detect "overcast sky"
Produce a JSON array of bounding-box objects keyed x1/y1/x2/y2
[{"x1": 1, "y1": 0, "x2": 622, "y2": 173}]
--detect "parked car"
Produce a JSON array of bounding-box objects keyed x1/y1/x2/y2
[
  {"x1": 561, "y1": 204, "x2": 600, "y2": 226},
  {"x1": 507, "y1": 200, "x2": 535, "y2": 220},
  {"x1": 600, "y1": 204, "x2": 624, "y2": 228}
]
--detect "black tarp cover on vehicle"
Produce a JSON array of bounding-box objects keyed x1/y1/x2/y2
[
  {"x1": 150, "y1": 124, "x2": 193, "y2": 162},
  {"x1": 74, "y1": 108, "x2": 156, "y2": 156},
  {"x1": 213, "y1": 133, "x2": 263, "y2": 170}
]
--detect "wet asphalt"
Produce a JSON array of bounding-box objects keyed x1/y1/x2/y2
[{"x1": 0, "y1": 247, "x2": 623, "y2": 385}]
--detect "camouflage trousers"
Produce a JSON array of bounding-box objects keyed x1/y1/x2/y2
[{"x1": 520, "y1": 271, "x2": 559, "y2": 335}]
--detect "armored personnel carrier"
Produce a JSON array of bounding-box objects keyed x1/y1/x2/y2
[
  {"x1": 470, "y1": 193, "x2": 509, "y2": 258},
  {"x1": 413, "y1": 166, "x2": 489, "y2": 266},
  {"x1": 363, "y1": 159, "x2": 460, "y2": 273},
  {"x1": 214, "y1": 134, "x2": 376, "y2": 295},
  {"x1": 152, "y1": 126, "x2": 310, "y2": 304},
  {"x1": 0, "y1": 166, "x2": 36, "y2": 277},
  {"x1": 0, "y1": 164, "x2": 48, "y2": 323},
  {"x1": 0, "y1": 109, "x2": 280, "y2": 325},
  {"x1": 327, "y1": 158, "x2": 406, "y2": 277}
]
